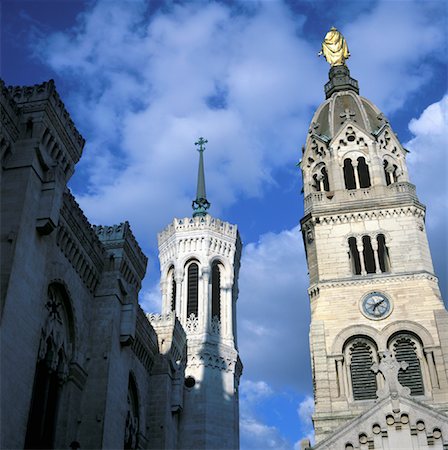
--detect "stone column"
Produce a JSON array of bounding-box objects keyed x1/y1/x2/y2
[
  {"x1": 335, "y1": 355, "x2": 345, "y2": 398},
  {"x1": 371, "y1": 238, "x2": 381, "y2": 274},
  {"x1": 223, "y1": 286, "x2": 233, "y2": 340},
  {"x1": 174, "y1": 274, "x2": 183, "y2": 319},
  {"x1": 424, "y1": 348, "x2": 440, "y2": 389},
  {"x1": 356, "y1": 236, "x2": 366, "y2": 275},
  {"x1": 160, "y1": 280, "x2": 168, "y2": 314},
  {"x1": 352, "y1": 160, "x2": 360, "y2": 190},
  {"x1": 201, "y1": 268, "x2": 210, "y2": 332}
]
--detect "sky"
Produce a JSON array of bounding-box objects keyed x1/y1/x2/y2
[{"x1": 2, "y1": 0, "x2": 447, "y2": 447}]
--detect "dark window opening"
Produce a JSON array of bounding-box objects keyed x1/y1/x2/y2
[
  {"x1": 171, "y1": 272, "x2": 176, "y2": 312},
  {"x1": 377, "y1": 234, "x2": 390, "y2": 273},
  {"x1": 322, "y1": 167, "x2": 330, "y2": 192},
  {"x1": 383, "y1": 160, "x2": 391, "y2": 186},
  {"x1": 25, "y1": 343, "x2": 63, "y2": 449},
  {"x1": 357, "y1": 157, "x2": 371, "y2": 188},
  {"x1": 362, "y1": 236, "x2": 376, "y2": 274},
  {"x1": 124, "y1": 376, "x2": 139, "y2": 450},
  {"x1": 312, "y1": 173, "x2": 321, "y2": 191},
  {"x1": 392, "y1": 335, "x2": 424, "y2": 396},
  {"x1": 211, "y1": 263, "x2": 221, "y2": 320},
  {"x1": 349, "y1": 339, "x2": 377, "y2": 400},
  {"x1": 348, "y1": 237, "x2": 361, "y2": 275},
  {"x1": 344, "y1": 159, "x2": 356, "y2": 190},
  {"x1": 187, "y1": 263, "x2": 199, "y2": 317}
]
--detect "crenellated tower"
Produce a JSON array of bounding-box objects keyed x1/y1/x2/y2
[
  {"x1": 157, "y1": 138, "x2": 242, "y2": 449},
  {"x1": 300, "y1": 30, "x2": 448, "y2": 445}
]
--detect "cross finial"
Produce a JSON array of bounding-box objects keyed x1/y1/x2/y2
[
  {"x1": 340, "y1": 108, "x2": 356, "y2": 122},
  {"x1": 195, "y1": 137, "x2": 208, "y2": 152}
]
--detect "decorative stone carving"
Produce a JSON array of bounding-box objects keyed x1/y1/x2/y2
[
  {"x1": 371, "y1": 350, "x2": 411, "y2": 400},
  {"x1": 185, "y1": 314, "x2": 199, "y2": 333}
]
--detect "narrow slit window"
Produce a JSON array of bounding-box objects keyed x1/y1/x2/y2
[
  {"x1": 211, "y1": 263, "x2": 221, "y2": 320},
  {"x1": 357, "y1": 157, "x2": 371, "y2": 188},
  {"x1": 362, "y1": 236, "x2": 376, "y2": 274},
  {"x1": 348, "y1": 237, "x2": 361, "y2": 275},
  {"x1": 377, "y1": 234, "x2": 390, "y2": 273},
  {"x1": 171, "y1": 271, "x2": 176, "y2": 311},
  {"x1": 187, "y1": 263, "x2": 199, "y2": 317},
  {"x1": 343, "y1": 159, "x2": 356, "y2": 190}
]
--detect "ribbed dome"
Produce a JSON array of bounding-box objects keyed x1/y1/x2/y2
[{"x1": 308, "y1": 65, "x2": 386, "y2": 142}]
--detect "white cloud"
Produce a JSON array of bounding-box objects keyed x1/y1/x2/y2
[
  {"x1": 238, "y1": 226, "x2": 311, "y2": 391},
  {"x1": 241, "y1": 417, "x2": 291, "y2": 450},
  {"x1": 34, "y1": 0, "x2": 320, "y2": 246},
  {"x1": 297, "y1": 396, "x2": 314, "y2": 427},
  {"x1": 345, "y1": 0, "x2": 446, "y2": 113},
  {"x1": 406, "y1": 95, "x2": 448, "y2": 220}
]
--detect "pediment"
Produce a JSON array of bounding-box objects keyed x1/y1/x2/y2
[{"x1": 313, "y1": 396, "x2": 448, "y2": 449}]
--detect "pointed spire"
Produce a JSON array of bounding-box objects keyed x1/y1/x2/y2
[{"x1": 192, "y1": 137, "x2": 211, "y2": 217}]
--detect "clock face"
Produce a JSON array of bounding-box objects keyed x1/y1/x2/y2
[{"x1": 361, "y1": 292, "x2": 391, "y2": 319}]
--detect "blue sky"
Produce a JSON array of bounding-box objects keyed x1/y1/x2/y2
[{"x1": 2, "y1": 0, "x2": 447, "y2": 447}]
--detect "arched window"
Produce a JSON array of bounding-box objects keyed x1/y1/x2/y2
[
  {"x1": 187, "y1": 262, "x2": 199, "y2": 318},
  {"x1": 167, "y1": 266, "x2": 176, "y2": 312},
  {"x1": 377, "y1": 234, "x2": 390, "y2": 273},
  {"x1": 312, "y1": 166, "x2": 330, "y2": 192},
  {"x1": 124, "y1": 375, "x2": 139, "y2": 449},
  {"x1": 346, "y1": 337, "x2": 378, "y2": 400},
  {"x1": 357, "y1": 157, "x2": 371, "y2": 188},
  {"x1": 362, "y1": 236, "x2": 376, "y2": 274},
  {"x1": 389, "y1": 333, "x2": 425, "y2": 396},
  {"x1": 348, "y1": 237, "x2": 361, "y2": 275},
  {"x1": 25, "y1": 284, "x2": 73, "y2": 449},
  {"x1": 211, "y1": 262, "x2": 221, "y2": 321},
  {"x1": 343, "y1": 159, "x2": 356, "y2": 190},
  {"x1": 383, "y1": 159, "x2": 399, "y2": 185}
]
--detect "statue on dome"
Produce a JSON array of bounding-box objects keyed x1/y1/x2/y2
[{"x1": 318, "y1": 27, "x2": 350, "y2": 66}]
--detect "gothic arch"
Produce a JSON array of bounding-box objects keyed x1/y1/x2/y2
[{"x1": 331, "y1": 324, "x2": 380, "y2": 356}]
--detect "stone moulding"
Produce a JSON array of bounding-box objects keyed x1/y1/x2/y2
[{"x1": 308, "y1": 271, "x2": 439, "y2": 298}]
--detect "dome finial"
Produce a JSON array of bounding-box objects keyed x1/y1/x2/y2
[
  {"x1": 318, "y1": 27, "x2": 350, "y2": 67},
  {"x1": 192, "y1": 137, "x2": 210, "y2": 217}
]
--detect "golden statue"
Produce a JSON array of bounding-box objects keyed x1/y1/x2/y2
[{"x1": 318, "y1": 27, "x2": 350, "y2": 66}]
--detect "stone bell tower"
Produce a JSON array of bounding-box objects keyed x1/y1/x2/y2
[
  {"x1": 300, "y1": 30, "x2": 448, "y2": 445},
  {"x1": 157, "y1": 138, "x2": 243, "y2": 449}
]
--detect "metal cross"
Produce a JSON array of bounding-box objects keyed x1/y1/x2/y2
[
  {"x1": 340, "y1": 108, "x2": 356, "y2": 121},
  {"x1": 195, "y1": 137, "x2": 208, "y2": 152}
]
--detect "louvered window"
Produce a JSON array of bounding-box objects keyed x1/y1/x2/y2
[
  {"x1": 187, "y1": 263, "x2": 199, "y2": 317},
  {"x1": 348, "y1": 339, "x2": 377, "y2": 400},
  {"x1": 391, "y1": 334, "x2": 424, "y2": 396},
  {"x1": 211, "y1": 263, "x2": 221, "y2": 320}
]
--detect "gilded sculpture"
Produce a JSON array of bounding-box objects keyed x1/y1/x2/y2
[{"x1": 318, "y1": 26, "x2": 350, "y2": 66}]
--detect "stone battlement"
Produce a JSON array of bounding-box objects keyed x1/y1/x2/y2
[
  {"x1": 158, "y1": 215, "x2": 238, "y2": 243},
  {"x1": 7, "y1": 80, "x2": 85, "y2": 155},
  {"x1": 94, "y1": 222, "x2": 148, "y2": 282}
]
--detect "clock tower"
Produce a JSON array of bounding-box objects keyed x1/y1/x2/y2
[{"x1": 300, "y1": 31, "x2": 448, "y2": 444}]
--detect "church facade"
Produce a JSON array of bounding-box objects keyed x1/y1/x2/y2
[
  {"x1": 300, "y1": 43, "x2": 448, "y2": 448},
  {"x1": 0, "y1": 79, "x2": 241, "y2": 449}
]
